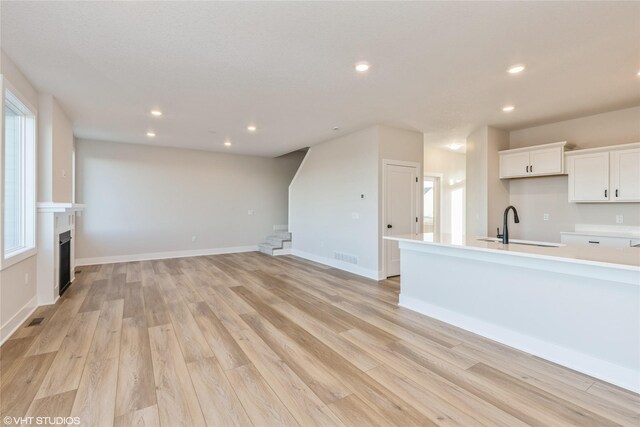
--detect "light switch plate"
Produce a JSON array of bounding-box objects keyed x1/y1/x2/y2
[
  {"x1": 543, "y1": 213, "x2": 549, "y2": 221},
  {"x1": 616, "y1": 215, "x2": 623, "y2": 224}
]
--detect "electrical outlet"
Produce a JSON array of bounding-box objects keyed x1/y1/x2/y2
[
  {"x1": 191, "y1": 236, "x2": 197, "y2": 242},
  {"x1": 616, "y1": 215, "x2": 623, "y2": 224},
  {"x1": 543, "y1": 213, "x2": 549, "y2": 221}
]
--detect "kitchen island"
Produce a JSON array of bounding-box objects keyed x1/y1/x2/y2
[{"x1": 384, "y1": 233, "x2": 640, "y2": 392}]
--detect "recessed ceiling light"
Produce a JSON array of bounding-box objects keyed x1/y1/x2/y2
[
  {"x1": 447, "y1": 143, "x2": 463, "y2": 150},
  {"x1": 355, "y1": 62, "x2": 370, "y2": 73},
  {"x1": 146, "y1": 131, "x2": 156, "y2": 137},
  {"x1": 224, "y1": 141, "x2": 232, "y2": 147},
  {"x1": 502, "y1": 105, "x2": 515, "y2": 112},
  {"x1": 637, "y1": 70, "x2": 640, "y2": 76},
  {"x1": 507, "y1": 65, "x2": 525, "y2": 74},
  {"x1": 333, "y1": 126, "x2": 339, "y2": 131},
  {"x1": 247, "y1": 125, "x2": 257, "y2": 132},
  {"x1": 150, "y1": 110, "x2": 162, "y2": 116}
]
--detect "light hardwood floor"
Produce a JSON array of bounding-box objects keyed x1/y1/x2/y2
[{"x1": 1, "y1": 252, "x2": 638, "y2": 426}]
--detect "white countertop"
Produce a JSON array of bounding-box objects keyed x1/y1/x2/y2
[
  {"x1": 560, "y1": 230, "x2": 640, "y2": 239},
  {"x1": 385, "y1": 233, "x2": 640, "y2": 270}
]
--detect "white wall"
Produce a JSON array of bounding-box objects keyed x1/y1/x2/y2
[
  {"x1": 465, "y1": 127, "x2": 489, "y2": 236},
  {"x1": 508, "y1": 107, "x2": 640, "y2": 242},
  {"x1": 423, "y1": 145, "x2": 465, "y2": 235},
  {"x1": 487, "y1": 127, "x2": 510, "y2": 236},
  {"x1": 289, "y1": 125, "x2": 423, "y2": 279},
  {"x1": 465, "y1": 126, "x2": 510, "y2": 237},
  {"x1": 289, "y1": 127, "x2": 380, "y2": 276},
  {"x1": 0, "y1": 51, "x2": 38, "y2": 339},
  {"x1": 75, "y1": 139, "x2": 304, "y2": 263},
  {"x1": 38, "y1": 94, "x2": 74, "y2": 203}
]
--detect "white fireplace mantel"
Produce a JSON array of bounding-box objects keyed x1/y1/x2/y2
[
  {"x1": 37, "y1": 202, "x2": 87, "y2": 213},
  {"x1": 36, "y1": 202, "x2": 85, "y2": 305}
]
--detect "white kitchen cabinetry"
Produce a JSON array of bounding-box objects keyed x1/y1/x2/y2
[
  {"x1": 499, "y1": 141, "x2": 570, "y2": 179},
  {"x1": 611, "y1": 147, "x2": 640, "y2": 201},
  {"x1": 566, "y1": 143, "x2": 640, "y2": 203},
  {"x1": 560, "y1": 232, "x2": 637, "y2": 248}
]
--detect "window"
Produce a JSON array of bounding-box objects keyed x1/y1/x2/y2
[{"x1": 2, "y1": 81, "x2": 36, "y2": 268}]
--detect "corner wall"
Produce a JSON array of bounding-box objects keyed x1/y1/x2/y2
[
  {"x1": 289, "y1": 127, "x2": 380, "y2": 277},
  {"x1": 465, "y1": 126, "x2": 509, "y2": 237},
  {"x1": 38, "y1": 94, "x2": 74, "y2": 203},
  {"x1": 465, "y1": 127, "x2": 489, "y2": 236},
  {"x1": 289, "y1": 125, "x2": 423, "y2": 279}
]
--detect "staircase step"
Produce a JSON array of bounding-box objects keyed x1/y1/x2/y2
[
  {"x1": 259, "y1": 230, "x2": 291, "y2": 256},
  {"x1": 258, "y1": 243, "x2": 277, "y2": 255},
  {"x1": 267, "y1": 237, "x2": 284, "y2": 246}
]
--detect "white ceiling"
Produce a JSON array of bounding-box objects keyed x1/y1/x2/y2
[{"x1": 1, "y1": 1, "x2": 639, "y2": 157}]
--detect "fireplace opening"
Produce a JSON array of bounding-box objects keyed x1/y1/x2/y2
[{"x1": 59, "y1": 231, "x2": 72, "y2": 296}]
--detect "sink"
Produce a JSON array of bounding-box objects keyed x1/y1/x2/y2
[{"x1": 477, "y1": 237, "x2": 563, "y2": 248}]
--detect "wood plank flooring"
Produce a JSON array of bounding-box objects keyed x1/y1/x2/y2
[{"x1": 1, "y1": 252, "x2": 638, "y2": 426}]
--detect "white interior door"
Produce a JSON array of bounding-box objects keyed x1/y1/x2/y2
[{"x1": 384, "y1": 163, "x2": 418, "y2": 277}]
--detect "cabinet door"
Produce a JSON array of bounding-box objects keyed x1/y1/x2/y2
[
  {"x1": 500, "y1": 152, "x2": 530, "y2": 178},
  {"x1": 567, "y1": 152, "x2": 609, "y2": 202},
  {"x1": 560, "y1": 234, "x2": 632, "y2": 248},
  {"x1": 530, "y1": 146, "x2": 563, "y2": 176},
  {"x1": 611, "y1": 148, "x2": 640, "y2": 201}
]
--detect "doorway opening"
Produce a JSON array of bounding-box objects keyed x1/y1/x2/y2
[{"x1": 423, "y1": 175, "x2": 441, "y2": 238}]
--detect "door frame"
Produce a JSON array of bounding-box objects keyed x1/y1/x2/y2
[
  {"x1": 382, "y1": 159, "x2": 421, "y2": 278},
  {"x1": 423, "y1": 172, "x2": 443, "y2": 238}
]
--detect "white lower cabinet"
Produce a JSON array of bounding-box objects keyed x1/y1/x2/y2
[{"x1": 560, "y1": 233, "x2": 635, "y2": 248}]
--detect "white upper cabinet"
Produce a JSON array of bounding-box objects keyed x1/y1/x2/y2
[
  {"x1": 500, "y1": 151, "x2": 530, "y2": 178},
  {"x1": 567, "y1": 152, "x2": 609, "y2": 202},
  {"x1": 499, "y1": 142, "x2": 569, "y2": 179},
  {"x1": 611, "y1": 147, "x2": 640, "y2": 201},
  {"x1": 566, "y1": 143, "x2": 640, "y2": 203}
]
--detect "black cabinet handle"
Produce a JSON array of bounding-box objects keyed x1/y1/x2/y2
[
  {"x1": 588, "y1": 241, "x2": 600, "y2": 244},
  {"x1": 604, "y1": 189, "x2": 608, "y2": 198},
  {"x1": 530, "y1": 165, "x2": 533, "y2": 173},
  {"x1": 387, "y1": 224, "x2": 393, "y2": 229},
  {"x1": 526, "y1": 165, "x2": 529, "y2": 173},
  {"x1": 616, "y1": 189, "x2": 619, "y2": 198}
]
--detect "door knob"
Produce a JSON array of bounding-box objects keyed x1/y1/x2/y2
[{"x1": 387, "y1": 224, "x2": 393, "y2": 229}]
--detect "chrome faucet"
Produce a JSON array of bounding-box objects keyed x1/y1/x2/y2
[{"x1": 500, "y1": 206, "x2": 520, "y2": 244}]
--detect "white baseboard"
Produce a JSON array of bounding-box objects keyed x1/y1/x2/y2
[
  {"x1": 0, "y1": 295, "x2": 38, "y2": 345},
  {"x1": 399, "y1": 294, "x2": 640, "y2": 393},
  {"x1": 76, "y1": 245, "x2": 258, "y2": 266},
  {"x1": 291, "y1": 249, "x2": 380, "y2": 280}
]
